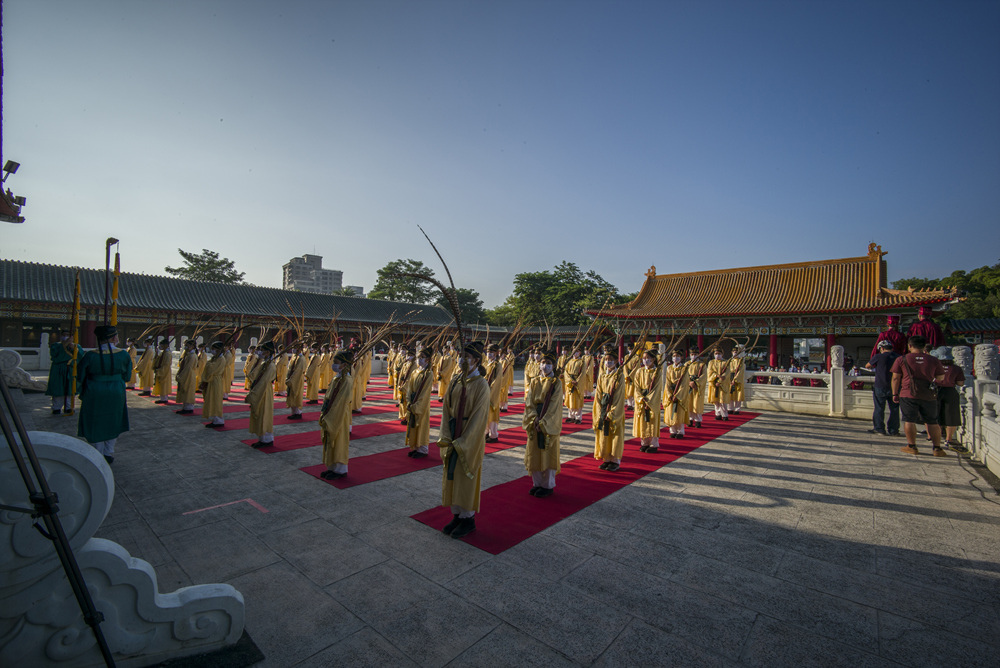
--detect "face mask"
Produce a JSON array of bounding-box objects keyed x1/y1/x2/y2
[
  {"x1": 644, "y1": 358, "x2": 654, "y2": 368},
  {"x1": 418, "y1": 358, "x2": 428, "y2": 368},
  {"x1": 330, "y1": 363, "x2": 341, "y2": 373},
  {"x1": 714, "y1": 354, "x2": 723, "y2": 360},
  {"x1": 604, "y1": 361, "x2": 615, "y2": 371},
  {"x1": 673, "y1": 357, "x2": 683, "y2": 365},
  {"x1": 541, "y1": 363, "x2": 553, "y2": 374}
]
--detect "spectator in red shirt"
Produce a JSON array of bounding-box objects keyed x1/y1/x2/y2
[
  {"x1": 907, "y1": 306, "x2": 944, "y2": 349},
  {"x1": 870, "y1": 314, "x2": 908, "y2": 358},
  {"x1": 931, "y1": 347, "x2": 966, "y2": 448},
  {"x1": 891, "y1": 335, "x2": 947, "y2": 456}
]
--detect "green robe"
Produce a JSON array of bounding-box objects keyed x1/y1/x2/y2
[
  {"x1": 46, "y1": 341, "x2": 83, "y2": 396},
  {"x1": 77, "y1": 347, "x2": 131, "y2": 443}
]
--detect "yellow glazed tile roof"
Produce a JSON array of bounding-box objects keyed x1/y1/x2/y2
[{"x1": 589, "y1": 244, "x2": 959, "y2": 319}]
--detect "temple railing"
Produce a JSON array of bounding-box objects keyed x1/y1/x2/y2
[
  {"x1": 965, "y1": 380, "x2": 1000, "y2": 477},
  {"x1": 744, "y1": 370, "x2": 873, "y2": 420}
]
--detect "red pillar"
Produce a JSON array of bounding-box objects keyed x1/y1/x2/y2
[
  {"x1": 618, "y1": 337, "x2": 624, "y2": 365},
  {"x1": 81, "y1": 319, "x2": 97, "y2": 348},
  {"x1": 826, "y1": 333, "x2": 836, "y2": 371},
  {"x1": 769, "y1": 332, "x2": 778, "y2": 368},
  {"x1": 168, "y1": 324, "x2": 177, "y2": 349},
  {"x1": 697, "y1": 333, "x2": 705, "y2": 352}
]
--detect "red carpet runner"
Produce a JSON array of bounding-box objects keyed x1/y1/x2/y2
[{"x1": 410, "y1": 411, "x2": 758, "y2": 554}]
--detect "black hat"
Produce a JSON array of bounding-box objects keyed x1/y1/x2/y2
[
  {"x1": 464, "y1": 341, "x2": 484, "y2": 360},
  {"x1": 259, "y1": 341, "x2": 276, "y2": 354},
  {"x1": 334, "y1": 349, "x2": 354, "y2": 365},
  {"x1": 487, "y1": 343, "x2": 501, "y2": 353},
  {"x1": 211, "y1": 341, "x2": 225, "y2": 350},
  {"x1": 643, "y1": 348, "x2": 658, "y2": 361},
  {"x1": 541, "y1": 350, "x2": 557, "y2": 364},
  {"x1": 94, "y1": 325, "x2": 117, "y2": 341},
  {"x1": 159, "y1": 337, "x2": 169, "y2": 347},
  {"x1": 417, "y1": 347, "x2": 433, "y2": 359}
]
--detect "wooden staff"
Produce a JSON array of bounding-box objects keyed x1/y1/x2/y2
[
  {"x1": 110, "y1": 247, "x2": 120, "y2": 326},
  {"x1": 68, "y1": 271, "x2": 81, "y2": 414},
  {"x1": 103, "y1": 237, "x2": 118, "y2": 325}
]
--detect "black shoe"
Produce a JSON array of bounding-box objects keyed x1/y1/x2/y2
[
  {"x1": 138, "y1": 391, "x2": 151, "y2": 396},
  {"x1": 62, "y1": 407, "x2": 74, "y2": 414},
  {"x1": 352, "y1": 409, "x2": 363, "y2": 414},
  {"x1": 529, "y1": 486, "x2": 541, "y2": 496},
  {"x1": 485, "y1": 436, "x2": 499, "y2": 443},
  {"x1": 52, "y1": 410, "x2": 61, "y2": 415},
  {"x1": 866, "y1": 429, "x2": 887, "y2": 435},
  {"x1": 564, "y1": 417, "x2": 572, "y2": 423},
  {"x1": 575, "y1": 418, "x2": 582, "y2": 424},
  {"x1": 411, "y1": 451, "x2": 428, "y2": 458},
  {"x1": 675, "y1": 434, "x2": 684, "y2": 439},
  {"x1": 442, "y1": 514, "x2": 461, "y2": 535},
  {"x1": 722, "y1": 416, "x2": 729, "y2": 421},
  {"x1": 154, "y1": 400, "x2": 168, "y2": 404},
  {"x1": 714, "y1": 415, "x2": 721, "y2": 420},
  {"x1": 103, "y1": 455, "x2": 114, "y2": 465},
  {"x1": 534, "y1": 487, "x2": 554, "y2": 498},
  {"x1": 887, "y1": 431, "x2": 900, "y2": 437},
  {"x1": 175, "y1": 409, "x2": 194, "y2": 414},
  {"x1": 605, "y1": 462, "x2": 620, "y2": 472},
  {"x1": 501, "y1": 408, "x2": 508, "y2": 412},
  {"x1": 639, "y1": 445, "x2": 649, "y2": 452},
  {"x1": 599, "y1": 462, "x2": 610, "y2": 470},
  {"x1": 287, "y1": 414, "x2": 303, "y2": 420},
  {"x1": 319, "y1": 389, "x2": 327, "y2": 394},
  {"x1": 205, "y1": 423, "x2": 224, "y2": 428},
  {"x1": 647, "y1": 447, "x2": 659, "y2": 452},
  {"x1": 450, "y1": 517, "x2": 476, "y2": 539},
  {"x1": 307, "y1": 400, "x2": 319, "y2": 405},
  {"x1": 400, "y1": 419, "x2": 408, "y2": 425},
  {"x1": 251, "y1": 441, "x2": 269, "y2": 448},
  {"x1": 407, "y1": 450, "x2": 416, "y2": 457},
  {"x1": 320, "y1": 470, "x2": 346, "y2": 480}
]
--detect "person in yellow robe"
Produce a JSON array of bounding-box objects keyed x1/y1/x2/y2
[
  {"x1": 386, "y1": 342, "x2": 398, "y2": 389},
  {"x1": 523, "y1": 347, "x2": 540, "y2": 395},
  {"x1": 174, "y1": 339, "x2": 199, "y2": 414},
  {"x1": 663, "y1": 351, "x2": 691, "y2": 438},
  {"x1": 273, "y1": 349, "x2": 289, "y2": 396},
  {"x1": 500, "y1": 347, "x2": 515, "y2": 410},
  {"x1": 304, "y1": 344, "x2": 323, "y2": 404},
  {"x1": 395, "y1": 346, "x2": 416, "y2": 422},
  {"x1": 563, "y1": 348, "x2": 586, "y2": 423},
  {"x1": 242, "y1": 345, "x2": 258, "y2": 390},
  {"x1": 285, "y1": 346, "x2": 307, "y2": 419},
  {"x1": 438, "y1": 341, "x2": 491, "y2": 539},
  {"x1": 593, "y1": 352, "x2": 627, "y2": 471},
  {"x1": 201, "y1": 342, "x2": 228, "y2": 428},
  {"x1": 685, "y1": 348, "x2": 707, "y2": 428},
  {"x1": 317, "y1": 344, "x2": 331, "y2": 394},
  {"x1": 153, "y1": 338, "x2": 173, "y2": 404},
  {"x1": 353, "y1": 346, "x2": 371, "y2": 412},
  {"x1": 223, "y1": 343, "x2": 236, "y2": 399},
  {"x1": 437, "y1": 343, "x2": 457, "y2": 401},
  {"x1": 523, "y1": 350, "x2": 563, "y2": 497},
  {"x1": 404, "y1": 348, "x2": 435, "y2": 457},
  {"x1": 136, "y1": 336, "x2": 155, "y2": 395},
  {"x1": 581, "y1": 349, "x2": 594, "y2": 399},
  {"x1": 622, "y1": 347, "x2": 640, "y2": 411},
  {"x1": 706, "y1": 349, "x2": 732, "y2": 420},
  {"x1": 630, "y1": 348, "x2": 664, "y2": 452},
  {"x1": 319, "y1": 349, "x2": 355, "y2": 479},
  {"x1": 483, "y1": 344, "x2": 504, "y2": 442},
  {"x1": 195, "y1": 343, "x2": 208, "y2": 386},
  {"x1": 247, "y1": 343, "x2": 277, "y2": 448},
  {"x1": 125, "y1": 338, "x2": 138, "y2": 389},
  {"x1": 728, "y1": 345, "x2": 746, "y2": 414}
]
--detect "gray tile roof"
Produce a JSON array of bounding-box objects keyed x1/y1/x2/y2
[
  {"x1": 1, "y1": 259, "x2": 455, "y2": 327},
  {"x1": 948, "y1": 318, "x2": 1000, "y2": 333}
]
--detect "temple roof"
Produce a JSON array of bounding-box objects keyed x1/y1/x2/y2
[
  {"x1": 586, "y1": 244, "x2": 961, "y2": 320},
  {"x1": 948, "y1": 318, "x2": 1000, "y2": 334},
  {"x1": 0, "y1": 259, "x2": 454, "y2": 327}
]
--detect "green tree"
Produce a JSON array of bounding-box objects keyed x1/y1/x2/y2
[
  {"x1": 165, "y1": 249, "x2": 245, "y2": 284},
  {"x1": 435, "y1": 287, "x2": 486, "y2": 325},
  {"x1": 489, "y1": 261, "x2": 626, "y2": 326},
  {"x1": 330, "y1": 287, "x2": 361, "y2": 297},
  {"x1": 891, "y1": 260, "x2": 1000, "y2": 321},
  {"x1": 368, "y1": 259, "x2": 436, "y2": 303}
]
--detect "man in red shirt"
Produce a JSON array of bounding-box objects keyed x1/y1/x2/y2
[
  {"x1": 907, "y1": 306, "x2": 944, "y2": 349},
  {"x1": 891, "y1": 335, "x2": 947, "y2": 456},
  {"x1": 870, "y1": 315, "x2": 908, "y2": 358}
]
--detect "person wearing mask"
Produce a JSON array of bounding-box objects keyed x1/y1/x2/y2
[
  {"x1": 484, "y1": 344, "x2": 504, "y2": 443},
  {"x1": 663, "y1": 351, "x2": 691, "y2": 439},
  {"x1": 593, "y1": 351, "x2": 626, "y2": 472},
  {"x1": 685, "y1": 349, "x2": 706, "y2": 428},
  {"x1": 247, "y1": 342, "x2": 278, "y2": 448},
  {"x1": 523, "y1": 350, "x2": 563, "y2": 497},
  {"x1": 46, "y1": 328, "x2": 83, "y2": 414},
  {"x1": 405, "y1": 347, "x2": 435, "y2": 458},
  {"x1": 125, "y1": 337, "x2": 138, "y2": 390},
  {"x1": 152, "y1": 338, "x2": 173, "y2": 404},
  {"x1": 438, "y1": 342, "x2": 491, "y2": 539},
  {"x1": 77, "y1": 325, "x2": 131, "y2": 464},
  {"x1": 201, "y1": 341, "x2": 228, "y2": 428},
  {"x1": 285, "y1": 345, "x2": 308, "y2": 419},
  {"x1": 728, "y1": 345, "x2": 746, "y2": 414},
  {"x1": 630, "y1": 348, "x2": 663, "y2": 452},
  {"x1": 865, "y1": 339, "x2": 901, "y2": 436},
  {"x1": 319, "y1": 349, "x2": 355, "y2": 479},
  {"x1": 706, "y1": 348, "x2": 732, "y2": 420},
  {"x1": 304, "y1": 344, "x2": 323, "y2": 405},
  {"x1": 395, "y1": 345, "x2": 416, "y2": 423},
  {"x1": 563, "y1": 347, "x2": 586, "y2": 424},
  {"x1": 174, "y1": 338, "x2": 199, "y2": 414},
  {"x1": 932, "y1": 347, "x2": 966, "y2": 449},
  {"x1": 135, "y1": 336, "x2": 156, "y2": 396}
]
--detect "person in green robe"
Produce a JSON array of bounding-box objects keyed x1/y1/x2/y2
[
  {"x1": 45, "y1": 329, "x2": 83, "y2": 414},
  {"x1": 77, "y1": 325, "x2": 131, "y2": 464}
]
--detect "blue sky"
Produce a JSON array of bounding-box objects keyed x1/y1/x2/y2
[{"x1": 4, "y1": 0, "x2": 999, "y2": 308}]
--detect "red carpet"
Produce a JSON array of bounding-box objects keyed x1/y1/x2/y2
[
  {"x1": 411, "y1": 411, "x2": 758, "y2": 554},
  {"x1": 300, "y1": 448, "x2": 443, "y2": 489},
  {"x1": 214, "y1": 403, "x2": 398, "y2": 431},
  {"x1": 244, "y1": 415, "x2": 445, "y2": 453}
]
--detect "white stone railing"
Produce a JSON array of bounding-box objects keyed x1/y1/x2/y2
[
  {"x1": 964, "y1": 380, "x2": 1000, "y2": 477},
  {"x1": 744, "y1": 369, "x2": 873, "y2": 420}
]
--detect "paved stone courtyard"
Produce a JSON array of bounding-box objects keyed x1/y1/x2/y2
[{"x1": 12, "y1": 376, "x2": 1000, "y2": 667}]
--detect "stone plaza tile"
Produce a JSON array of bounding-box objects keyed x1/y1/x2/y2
[
  {"x1": 445, "y1": 559, "x2": 631, "y2": 665},
  {"x1": 129, "y1": 488, "x2": 232, "y2": 537},
  {"x1": 738, "y1": 615, "x2": 892, "y2": 668},
  {"x1": 877, "y1": 610, "x2": 998, "y2": 666},
  {"x1": 294, "y1": 627, "x2": 418, "y2": 668},
  {"x1": 563, "y1": 555, "x2": 758, "y2": 660},
  {"x1": 494, "y1": 534, "x2": 594, "y2": 582},
  {"x1": 160, "y1": 520, "x2": 282, "y2": 583},
  {"x1": 592, "y1": 618, "x2": 732, "y2": 668},
  {"x1": 330, "y1": 561, "x2": 451, "y2": 623},
  {"x1": 448, "y1": 622, "x2": 579, "y2": 667},
  {"x1": 93, "y1": 520, "x2": 172, "y2": 569},
  {"x1": 229, "y1": 561, "x2": 365, "y2": 668},
  {"x1": 260, "y1": 518, "x2": 389, "y2": 587},
  {"x1": 636, "y1": 515, "x2": 787, "y2": 576}
]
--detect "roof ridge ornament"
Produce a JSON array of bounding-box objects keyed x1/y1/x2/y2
[
  {"x1": 645, "y1": 265, "x2": 656, "y2": 278},
  {"x1": 867, "y1": 242, "x2": 886, "y2": 260}
]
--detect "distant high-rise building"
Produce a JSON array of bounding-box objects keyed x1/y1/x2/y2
[
  {"x1": 282, "y1": 254, "x2": 343, "y2": 294},
  {"x1": 344, "y1": 285, "x2": 365, "y2": 297}
]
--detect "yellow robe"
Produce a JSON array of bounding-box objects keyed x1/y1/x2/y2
[
  {"x1": 175, "y1": 350, "x2": 199, "y2": 405},
  {"x1": 224, "y1": 349, "x2": 236, "y2": 394},
  {"x1": 563, "y1": 357, "x2": 585, "y2": 411},
  {"x1": 305, "y1": 353, "x2": 323, "y2": 401},
  {"x1": 501, "y1": 353, "x2": 515, "y2": 397},
  {"x1": 195, "y1": 350, "x2": 207, "y2": 386},
  {"x1": 274, "y1": 352, "x2": 289, "y2": 393},
  {"x1": 706, "y1": 359, "x2": 732, "y2": 404},
  {"x1": 153, "y1": 348, "x2": 172, "y2": 397},
  {"x1": 581, "y1": 354, "x2": 594, "y2": 395},
  {"x1": 201, "y1": 353, "x2": 228, "y2": 420},
  {"x1": 319, "y1": 352, "x2": 331, "y2": 392},
  {"x1": 136, "y1": 346, "x2": 155, "y2": 388},
  {"x1": 484, "y1": 359, "x2": 503, "y2": 423},
  {"x1": 685, "y1": 359, "x2": 707, "y2": 418},
  {"x1": 437, "y1": 352, "x2": 457, "y2": 400},
  {"x1": 353, "y1": 350, "x2": 370, "y2": 411},
  {"x1": 126, "y1": 344, "x2": 138, "y2": 385},
  {"x1": 320, "y1": 372, "x2": 354, "y2": 466},
  {"x1": 623, "y1": 354, "x2": 641, "y2": 401},
  {"x1": 243, "y1": 353, "x2": 257, "y2": 389},
  {"x1": 285, "y1": 354, "x2": 307, "y2": 409},
  {"x1": 729, "y1": 357, "x2": 746, "y2": 401},
  {"x1": 523, "y1": 358, "x2": 539, "y2": 393},
  {"x1": 523, "y1": 375, "x2": 564, "y2": 473},
  {"x1": 593, "y1": 369, "x2": 626, "y2": 461},
  {"x1": 438, "y1": 372, "x2": 490, "y2": 512},
  {"x1": 662, "y1": 363, "x2": 691, "y2": 427},
  {"x1": 387, "y1": 350, "x2": 397, "y2": 387},
  {"x1": 396, "y1": 358, "x2": 415, "y2": 419},
  {"x1": 405, "y1": 365, "x2": 434, "y2": 449},
  {"x1": 247, "y1": 360, "x2": 276, "y2": 437},
  {"x1": 630, "y1": 364, "x2": 664, "y2": 439}
]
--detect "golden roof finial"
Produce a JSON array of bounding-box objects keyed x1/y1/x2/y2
[
  {"x1": 867, "y1": 242, "x2": 886, "y2": 260},
  {"x1": 645, "y1": 265, "x2": 657, "y2": 278}
]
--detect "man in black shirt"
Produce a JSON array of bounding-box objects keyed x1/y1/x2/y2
[{"x1": 866, "y1": 339, "x2": 901, "y2": 436}]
